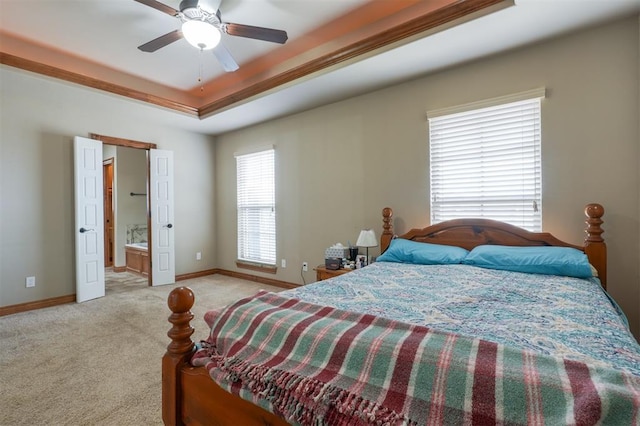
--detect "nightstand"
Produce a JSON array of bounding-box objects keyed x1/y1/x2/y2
[{"x1": 315, "y1": 265, "x2": 353, "y2": 281}]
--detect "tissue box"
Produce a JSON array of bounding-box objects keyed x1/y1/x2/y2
[{"x1": 325, "y1": 247, "x2": 349, "y2": 259}]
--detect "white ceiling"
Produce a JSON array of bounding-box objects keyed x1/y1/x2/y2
[
  {"x1": 0, "y1": 0, "x2": 370, "y2": 90},
  {"x1": 1, "y1": 0, "x2": 639, "y2": 135}
]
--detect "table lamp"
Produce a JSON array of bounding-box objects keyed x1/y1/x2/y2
[{"x1": 356, "y1": 229, "x2": 378, "y2": 265}]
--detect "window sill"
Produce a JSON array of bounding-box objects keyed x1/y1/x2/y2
[{"x1": 236, "y1": 260, "x2": 277, "y2": 274}]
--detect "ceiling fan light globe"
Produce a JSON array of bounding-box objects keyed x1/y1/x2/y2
[{"x1": 182, "y1": 20, "x2": 221, "y2": 50}]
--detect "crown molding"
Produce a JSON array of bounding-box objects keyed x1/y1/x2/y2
[{"x1": 1, "y1": 0, "x2": 510, "y2": 120}]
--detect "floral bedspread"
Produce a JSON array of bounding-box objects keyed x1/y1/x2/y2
[{"x1": 286, "y1": 262, "x2": 640, "y2": 376}]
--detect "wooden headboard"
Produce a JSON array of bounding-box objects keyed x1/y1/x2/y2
[{"x1": 380, "y1": 204, "x2": 607, "y2": 289}]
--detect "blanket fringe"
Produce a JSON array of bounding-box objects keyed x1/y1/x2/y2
[{"x1": 212, "y1": 355, "x2": 414, "y2": 426}]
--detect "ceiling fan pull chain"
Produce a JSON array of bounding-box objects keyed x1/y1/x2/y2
[{"x1": 199, "y1": 48, "x2": 204, "y2": 92}]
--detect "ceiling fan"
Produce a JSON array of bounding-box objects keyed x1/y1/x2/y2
[{"x1": 134, "y1": 0, "x2": 288, "y2": 72}]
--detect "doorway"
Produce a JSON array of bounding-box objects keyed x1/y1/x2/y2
[
  {"x1": 75, "y1": 133, "x2": 175, "y2": 302},
  {"x1": 94, "y1": 134, "x2": 155, "y2": 287},
  {"x1": 103, "y1": 158, "x2": 114, "y2": 268}
]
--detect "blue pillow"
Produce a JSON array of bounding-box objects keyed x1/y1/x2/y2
[
  {"x1": 462, "y1": 245, "x2": 593, "y2": 278},
  {"x1": 377, "y1": 239, "x2": 469, "y2": 265}
]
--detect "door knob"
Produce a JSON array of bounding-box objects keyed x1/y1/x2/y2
[
  {"x1": 79, "y1": 227, "x2": 94, "y2": 233},
  {"x1": 165, "y1": 224, "x2": 173, "y2": 229}
]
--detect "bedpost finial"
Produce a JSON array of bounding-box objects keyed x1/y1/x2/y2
[
  {"x1": 585, "y1": 203, "x2": 604, "y2": 219},
  {"x1": 381, "y1": 207, "x2": 394, "y2": 254},
  {"x1": 382, "y1": 207, "x2": 393, "y2": 233},
  {"x1": 167, "y1": 287, "x2": 195, "y2": 356},
  {"x1": 584, "y1": 203, "x2": 604, "y2": 244},
  {"x1": 168, "y1": 286, "x2": 195, "y2": 313},
  {"x1": 583, "y1": 203, "x2": 606, "y2": 289}
]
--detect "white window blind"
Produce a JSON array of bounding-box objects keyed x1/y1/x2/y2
[
  {"x1": 428, "y1": 94, "x2": 543, "y2": 231},
  {"x1": 236, "y1": 149, "x2": 276, "y2": 265}
]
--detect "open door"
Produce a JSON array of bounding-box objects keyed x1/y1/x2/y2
[
  {"x1": 74, "y1": 136, "x2": 105, "y2": 302},
  {"x1": 150, "y1": 149, "x2": 175, "y2": 286}
]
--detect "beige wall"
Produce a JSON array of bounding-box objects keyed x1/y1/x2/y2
[
  {"x1": 215, "y1": 16, "x2": 640, "y2": 338},
  {"x1": 0, "y1": 67, "x2": 217, "y2": 306}
]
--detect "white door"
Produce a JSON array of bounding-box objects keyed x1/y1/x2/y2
[
  {"x1": 74, "y1": 136, "x2": 105, "y2": 302},
  {"x1": 150, "y1": 149, "x2": 175, "y2": 286}
]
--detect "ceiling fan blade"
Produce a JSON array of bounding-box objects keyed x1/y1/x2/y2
[
  {"x1": 224, "y1": 23, "x2": 288, "y2": 44},
  {"x1": 133, "y1": 0, "x2": 179, "y2": 16},
  {"x1": 212, "y1": 43, "x2": 239, "y2": 72},
  {"x1": 138, "y1": 30, "x2": 184, "y2": 52}
]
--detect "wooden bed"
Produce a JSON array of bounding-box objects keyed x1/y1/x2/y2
[{"x1": 162, "y1": 203, "x2": 607, "y2": 425}]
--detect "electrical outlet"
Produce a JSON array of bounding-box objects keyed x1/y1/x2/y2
[
  {"x1": 302, "y1": 262, "x2": 308, "y2": 272},
  {"x1": 26, "y1": 276, "x2": 35, "y2": 288},
  {"x1": 281, "y1": 259, "x2": 286, "y2": 268},
  {"x1": 196, "y1": 252, "x2": 202, "y2": 260}
]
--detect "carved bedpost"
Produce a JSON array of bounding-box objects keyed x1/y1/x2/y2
[
  {"x1": 162, "y1": 287, "x2": 196, "y2": 426},
  {"x1": 381, "y1": 207, "x2": 394, "y2": 253},
  {"x1": 584, "y1": 203, "x2": 607, "y2": 289}
]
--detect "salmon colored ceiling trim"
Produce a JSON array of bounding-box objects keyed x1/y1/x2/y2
[
  {"x1": 193, "y1": 0, "x2": 439, "y2": 99},
  {"x1": 0, "y1": 0, "x2": 511, "y2": 120},
  {"x1": 198, "y1": 0, "x2": 511, "y2": 117},
  {"x1": 0, "y1": 52, "x2": 199, "y2": 117},
  {"x1": 196, "y1": 0, "x2": 500, "y2": 99},
  {"x1": 0, "y1": 30, "x2": 202, "y2": 107}
]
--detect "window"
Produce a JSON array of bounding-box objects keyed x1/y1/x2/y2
[
  {"x1": 236, "y1": 148, "x2": 276, "y2": 266},
  {"x1": 428, "y1": 89, "x2": 544, "y2": 231}
]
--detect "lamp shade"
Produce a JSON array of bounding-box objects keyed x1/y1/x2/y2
[
  {"x1": 182, "y1": 20, "x2": 221, "y2": 50},
  {"x1": 356, "y1": 229, "x2": 378, "y2": 248}
]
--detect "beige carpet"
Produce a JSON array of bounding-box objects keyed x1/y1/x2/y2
[{"x1": 0, "y1": 271, "x2": 285, "y2": 426}]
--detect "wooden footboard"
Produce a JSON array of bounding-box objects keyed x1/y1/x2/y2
[{"x1": 162, "y1": 286, "x2": 289, "y2": 426}]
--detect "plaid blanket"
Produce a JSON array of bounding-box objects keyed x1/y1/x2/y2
[{"x1": 191, "y1": 291, "x2": 640, "y2": 425}]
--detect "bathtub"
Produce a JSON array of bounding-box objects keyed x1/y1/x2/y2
[{"x1": 126, "y1": 242, "x2": 148, "y2": 250}]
